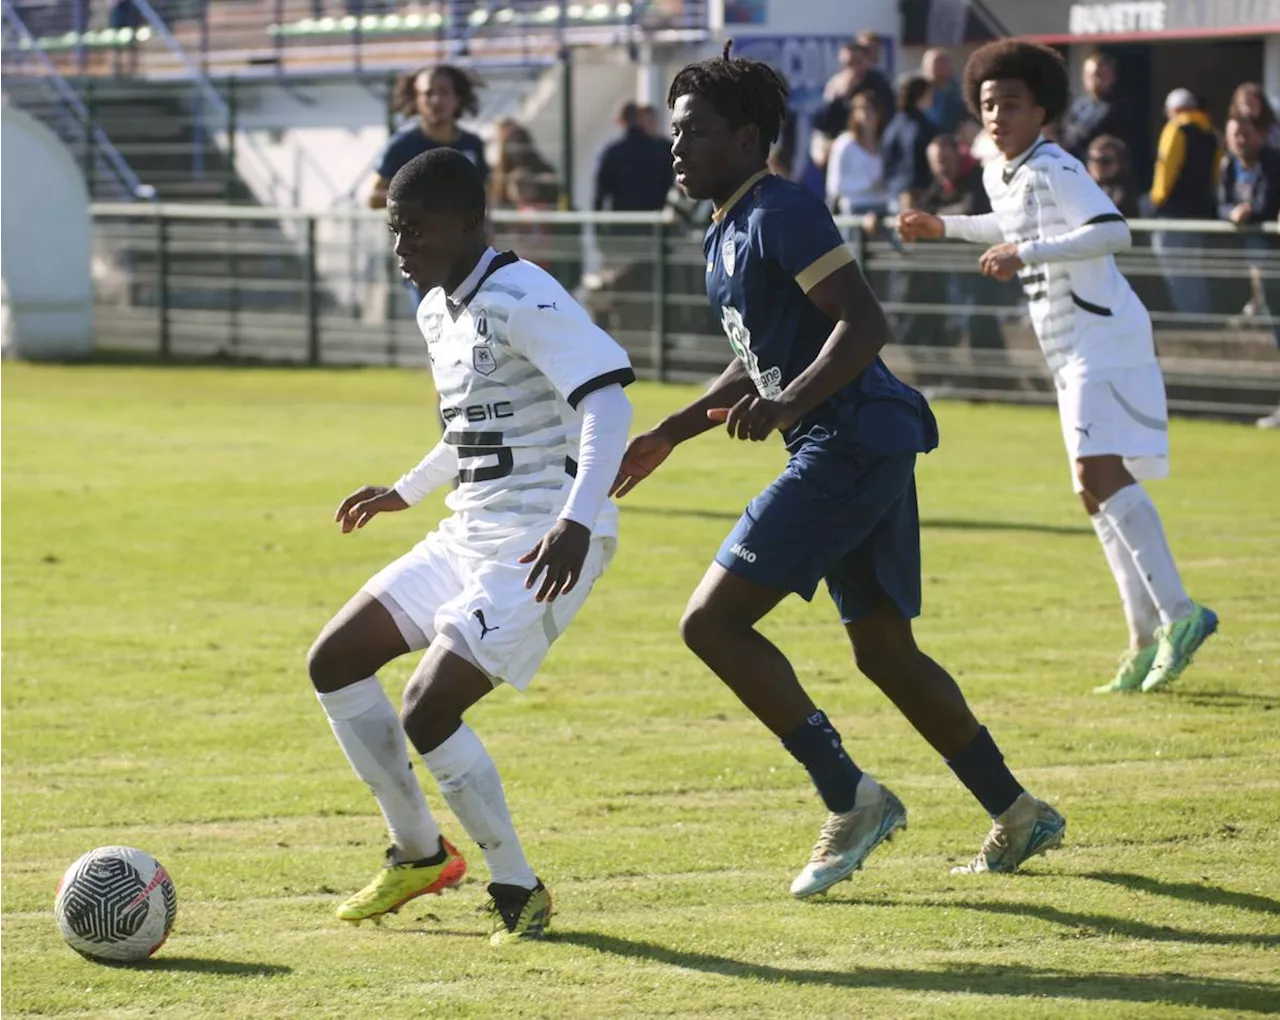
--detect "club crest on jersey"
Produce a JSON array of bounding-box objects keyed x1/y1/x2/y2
[
  {"x1": 473, "y1": 344, "x2": 497, "y2": 376},
  {"x1": 722, "y1": 237, "x2": 737, "y2": 277}
]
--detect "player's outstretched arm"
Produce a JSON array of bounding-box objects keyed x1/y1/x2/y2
[
  {"x1": 334, "y1": 440, "x2": 459, "y2": 533},
  {"x1": 611, "y1": 359, "x2": 755, "y2": 498}
]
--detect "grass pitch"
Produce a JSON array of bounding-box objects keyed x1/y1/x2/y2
[{"x1": 2, "y1": 362, "x2": 1278, "y2": 1019}]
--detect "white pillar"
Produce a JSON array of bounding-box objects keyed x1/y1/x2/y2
[{"x1": 1264, "y1": 32, "x2": 1280, "y2": 109}]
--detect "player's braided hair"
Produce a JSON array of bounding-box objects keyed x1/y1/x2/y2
[
  {"x1": 962, "y1": 40, "x2": 1069, "y2": 123},
  {"x1": 387, "y1": 147, "x2": 486, "y2": 218},
  {"x1": 666, "y1": 39, "x2": 790, "y2": 158}
]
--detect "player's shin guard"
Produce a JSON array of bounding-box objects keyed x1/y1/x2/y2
[
  {"x1": 317, "y1": 677, "x2": 442, "y2": 860},
  {"x1": 422, "y1": 724, "x2": 538, "y2": 890}
]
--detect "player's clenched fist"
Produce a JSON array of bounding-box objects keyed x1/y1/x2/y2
[
  {"x1": 896, "y1": 209, "x2": 945, "y2": 242},
  {"x1": 334, "y1": 485, "x2": 409, "y2": 533}
]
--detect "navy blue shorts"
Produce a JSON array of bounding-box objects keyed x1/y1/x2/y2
[{"x1": 714, "y1": 445, "x2": 921, "y2": 624}]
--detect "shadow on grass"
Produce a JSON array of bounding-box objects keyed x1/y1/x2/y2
[
  {"x1": 1177, "y1": 691, "x2": 1280, "y2": 709},
  {"x1": 546, "y1": 931, "x2": 1279, "y2": 1012},
  {"x1": 108, "y1": 957, "x2": 291, "y2": 976},
  {"x1": 1083, "y1": 871, "x2": 1280, "y2": 916},
  {"x1": 930, "y1": 899, "x2": 1280, "y2": 948},
  {"x1": 621, "y1": 505, "x2": 1091, "y2": 536}
]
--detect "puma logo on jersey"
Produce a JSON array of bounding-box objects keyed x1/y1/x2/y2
[
  {"x1": 537, "y1": 301, "x2": 558, "y2": 310},
  {"x1": 473, "y1": 609, "x2": 501, "y2": 639}
]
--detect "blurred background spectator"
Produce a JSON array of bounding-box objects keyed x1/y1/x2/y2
[
  {"x1": 825, "y1": 92, "x2": 888, "y2": 219},
  {"x1": 1150, "y1": 88, "x2": 1221, "y2": 316},
  {"x1": 1061, "y1": 51, "x2": 1133, "y2": 163},
  {"x1": 491, "y1": 118, "x2": 560, "y2": 212},
  {"x1": 1228, "y1": 83, "x2": 1280, "y2": 150},
  {"x1": 811, "y1": 40, "x2": 895, "y2": 175},
  {"x1": 592, "y1": 100, "x2": 673, "y2": 214},
  {"x1": 1086, "y1": 135, "x2": 1140, "y2": 217},
  {"x1": 882, "y1": 74, "x2": 937, "y2": 212},
  {"x1": 369, "y1": 64, "x2": 487, "y2": 209},
  {"x1": 1219, "y1": 114, "x2": 1280, "y2": 334},
  {"x1": 921, "y1": 47, "x2": 965, "y2": 135}
]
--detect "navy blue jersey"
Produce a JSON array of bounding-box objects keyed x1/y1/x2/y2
[
  {"x1": 376, "y1": 124, "x2": 489, "y2": 182},
  {"x1": 704, "y1": 172, "x2": 937, "y2": 455}
]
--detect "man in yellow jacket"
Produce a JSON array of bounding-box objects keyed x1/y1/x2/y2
[{"x1": 1150, "y1": 88, "x2": 1222, "y2": 316}]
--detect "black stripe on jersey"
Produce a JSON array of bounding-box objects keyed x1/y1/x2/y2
[
  {"x1": 1019, "y1": 271, "x2": 1046, "y2": 285},
  {"x1": 1085, "y1": 213, "x2": 1126, "y2": 225},
  {"x1": 443, "y1": 430, "x2": 505, "y2": 447},
  {"x1": 1025, "y1": 291, "x2": 1047, "y2": 302},
  {"x1": 567, "y1": 367, "x2": 637, "y2": 409},
  {"x1": 565, "y1": 456, "x2": 577, "y2": 477},
  {"x1": 447, "y1": 251, "x2": 520, "y2": 320},
  {"x1": 1071, "y1": 291, "x2": 1113, "y2": 316}
]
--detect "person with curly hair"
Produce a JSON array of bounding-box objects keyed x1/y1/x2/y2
[
  {"x1": 368, "y1": 65, "x2": 488, "y2": 210},
  {"x1": 899, "y1": 40, "x2": 1217, "y2": 696}
]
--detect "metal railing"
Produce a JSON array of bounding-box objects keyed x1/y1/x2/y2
[
  {"x1": 86, "y1": 204, "x2": 1280, "y2": 419},
  {"x1": 1, "y1": 0, "x2": 148, "y2": 200},
  {"x1": 4, "y1": 0, "x2": 709, "y2": 78}
]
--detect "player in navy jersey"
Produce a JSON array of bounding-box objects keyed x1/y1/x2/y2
[{"x1": 612, "y1": 44, "x2": 1065, "y2": 892}]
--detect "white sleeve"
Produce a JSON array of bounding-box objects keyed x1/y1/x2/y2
[
  {"x1": 558, "y1": 384, "x2": 632, "y2": 530},
  {"x1": 941, "y1": 213, "x2": 1005, "y2": 244},
  {"x1": 506, "y1": 290, "x2": 635, "y2": 409},
  {"x1": 1018, "y1": 161, "x2": 1130, "y2": 264},
  {"x1": 393, "y1": 440, "x2": 458, "y2": 506},
  {"x1": 1017, "y1": 220, "x2": 1130, "y2": 264}
]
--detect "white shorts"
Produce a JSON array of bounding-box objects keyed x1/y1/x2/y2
[
  {"x1": 1055, "y1": 362, "x2": 1170, "y2": 493},
  {"x1": 362, "y1": 528, "x2": 616, "y2": 691}
]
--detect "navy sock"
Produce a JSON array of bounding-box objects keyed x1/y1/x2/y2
[
  {"x1": 946, "y1": 726, "x2": 1024, "y2": 818},
  {"x1": 780, "y1": 710, "x2": 862, "y2": 813}
]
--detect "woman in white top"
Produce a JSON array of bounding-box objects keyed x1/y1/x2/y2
[{"x1": 825, "y1": 91, "x2": 889, "y2": 217}]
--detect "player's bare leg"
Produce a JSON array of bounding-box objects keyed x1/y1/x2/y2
[
  {"x1": 680, "y1": 565, "x2": 809, "y2": 736},
  {"x1": 1075, "y1": 455, "x2": 1217, "y2": 693},
  {"x1": 309, "y1": 592, "x2": 465, "y2": 923},
  {"x1": 402, "y1": 645, "x2": 551, "y2": 943},
  {"x1": 681, "y1": 565, "x2": 904, "y2": 898},
  {"x1": 845, "y1": 607, "x2": 1065, "y2": 874}
]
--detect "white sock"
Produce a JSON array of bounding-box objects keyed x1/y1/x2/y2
[
  {"x1": 421, "y1": 724, "x2": 537, "y2": 889},
  {"x1": 1090, "y1": 511, "x2": 1161, "y2": 647},
  {"x1": 1100, "y1": 484, "x2": 1194, "y2": 627},
  {"x1": 317, "y1": 677, "x2": 441, "y2": 861}
]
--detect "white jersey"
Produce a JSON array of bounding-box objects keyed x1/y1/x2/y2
[
  {"x1": 981, "y1": 139, "x2": 1154, "y2": 374},
  {"x1": 417, "y1": 249, "x2": 634, "y2": 551}
]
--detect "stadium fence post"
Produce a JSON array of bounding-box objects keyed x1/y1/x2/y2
[
  {"x1": 156, "y1": 215, "x2": 170, "y2": 357},
  {"x1": 82, "y1": 79, "x2": 96, "y2": 196},
  {"x1": 306, "y1": 215, "x2": 320, "y2": 365},
  {"x1": 652, "y1": 217, "x2": 667, "y2": 381},
  {"x1": 559, "y1": 48, "x2": 575, "y2": 208},
  {"x1": 225, "y1": 77, "x2": 238, "y2": 203}
]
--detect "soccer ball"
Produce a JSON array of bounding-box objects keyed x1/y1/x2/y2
[{"x1": 54, "y1": 846, "x2": 177, "y2": 963}]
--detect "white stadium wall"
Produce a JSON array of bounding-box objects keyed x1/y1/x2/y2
[{"x1": 1, "y1": 104, "x2": 94, "y2": 360}]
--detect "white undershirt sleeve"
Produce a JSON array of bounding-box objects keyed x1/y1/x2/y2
[
  {"x1": 1017, "y1": 219, "x2": 1131, "y2": 265},
  {"x1": 393, "y1": 440, "x2": 459, "y2": 506},
  {"x1": 941, "y1": 212, "x2": 1005, "y2": 245},
  {"x1": 558, "y1": 384, "x2": 632, "y2": 530}
]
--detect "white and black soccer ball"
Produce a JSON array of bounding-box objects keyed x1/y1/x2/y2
[{"x1": 54, "y1": 846, "x2": 177, "y2": 963}]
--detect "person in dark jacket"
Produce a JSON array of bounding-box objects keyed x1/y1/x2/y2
[
  {"x1": 1220, "y1": 115, "x2": 1280, "y2": 334},
  {"x1": 1150, "y1": 89, "x2": 1221, "y2": 316},
  {"x1": 882, "y1": 76, "x2": 938, "y2": 211},
  {"x1": 593, "y1": 100, "x2": 674, "y2": 212},
  {"x1": 1061, "y1": 52, "x2": 1133, "y2": 162}
]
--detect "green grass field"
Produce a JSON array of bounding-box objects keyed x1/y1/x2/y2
[{"x1": 3, "y1": 362, "x2": 1278, "y2": 1019}]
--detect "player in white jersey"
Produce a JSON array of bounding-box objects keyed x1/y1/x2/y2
[
  {"x1": 306, "y1": 149, "x2": 634, "y2": 941},
  {"x1": 898, "y1": 41, "x2": 1217, "y2": 694}
]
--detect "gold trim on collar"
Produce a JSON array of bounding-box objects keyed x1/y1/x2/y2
[{"x1": 711, "y1": 170, "x2": 771, "y2": 223}]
